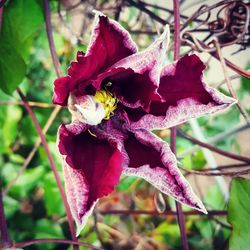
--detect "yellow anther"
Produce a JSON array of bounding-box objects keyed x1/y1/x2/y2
[{"x1": 93, "y1": 90, "x2": 117, "y2": 120}]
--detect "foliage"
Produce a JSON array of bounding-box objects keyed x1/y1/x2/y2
[{"x1": 228, "y1": 178, "x2": 250, "y2": 250}]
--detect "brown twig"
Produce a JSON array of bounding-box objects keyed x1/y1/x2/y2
[
  {"x1": 181, "y1": 0, "x2": 236, "y2": 30},
  {"x1": 99, "y1": 209, "x2": 227, "y2": 216},
  {"x1": 214, "y1": 39, "x2": 250, "y2": 126},
  {"x1": 172, "y1": 1, "x2": 189, "y2": 249},
  {"x1": 44, "y1": 0, "x2": 62, "y2": 78},
  {"x1": 0, "y1": 187, "x2": 12, "y2": 248},
  {"x1": 0, "y1": 100, "x2": 56, "y2": 108},
  {"x1": 14, "y1": 238, "x2": 103, "y2": 250},
  {"x1": 0, "y1": 4, "x2": 3, "y2": 33},
  {"x1": 178, "y1": 130, "x2": 250, "y2": 164},
  {"x1": 180, "y1": 166, "x2": 250, "y2": 176},
  {"x1": 16, "y1": 88, "x2": 78, "y2": 248},
  {"x1": 184, "y1": 163, "x2": 249, "y2": 172}
]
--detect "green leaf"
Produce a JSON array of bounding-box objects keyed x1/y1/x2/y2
[
  {"x1": 0, "y1": 43, "x2": 27, "y2": 94},
  {"x1": 204, "y1": 186, "x2": 225, "y2": 210},
  {"x1": 2, "y1": 0, "x2": 43, "y2": 59},
  {"x1": 228, "y1": 178, "x2": 250, "y2": 250},
  {"x1": 2, "y1": 105, "x2": 22, "y2": 149},
  {"x1": 43, "y1": 172, "x2": 64, "y2": 216},
  {"x1": 116, "y1": 175, "x2": 138, "y2": 191},
  {"x1": 9, "y1": 167, "x2": 45, "y2": 198},
  {"x1": 3, "y1": 196, "x2": 19, "y2": 219},
  {"x1": 35, "y1": 218, "x2": 64, "y2": 250},
  {"x1": 0, "y1": 0, "x2": 43, "y2": 94}
]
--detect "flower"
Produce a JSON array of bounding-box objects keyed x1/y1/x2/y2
[{"x1": 54, "y1": 12, "x2": 235, "y2": 235}]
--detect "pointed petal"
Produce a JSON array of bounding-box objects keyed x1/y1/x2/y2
[
  {"x1": 127, "y1": 54, "x2": 236, "y2": 130},
  {"x1": 122, "y1": 128, "x2": 207, "y2": 213},
  {"x1": 87, "y1": 11, "x2": 137, "y2": 62},
  {"x1": 95, "y1": 67, "x2": 161, "y2": 111},
  {"x1": 94, "y1": 26, "x2": 170, "y2": 111},
  {"x1": 58, "y1": 124, "x2": 123, "y2": 233},
  {"x1": 53, "y1": 13, "x2": 137, "y2": 106},
  {"x1": 53, "y1": 76, "x2": 71, "y2": 106}
]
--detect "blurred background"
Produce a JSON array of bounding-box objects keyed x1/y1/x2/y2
[{"x1": 0, "y1": 0, "x2": 250, "y2": 249}]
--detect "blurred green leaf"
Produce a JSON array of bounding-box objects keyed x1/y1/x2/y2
[
  {"x1": 9, "y1": 166, "x2": 45, "y2": 198},
  {"x1": 35, "y1": 218, "x2": 64, "y2": 250},
  {"x1": 3, "y1": 196, "x2": 19, "y2": 219},
  {"x1": 43, "y1": 172, "x2": 64, "y2": 216},
  {"x1": 228, "y1": 178, "x2": 250, "y2": 250},
  {"x1": 2, "y1": 105, "x2": 22, "y2": 150},
  {"x1": 0, "y1": 43, "x2": 27, "y2": 94},
  {"x1": 116, "y1": 175, "x2": 138, "y2": 191},
  {"x1": 0, "y1": 0, "x2": 43, "y2": 94},
  {"x1": 204, "y1": 186, "x2": 225, "y2": 210}
]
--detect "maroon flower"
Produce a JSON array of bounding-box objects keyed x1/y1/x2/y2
[{"x1": 54, "y1": 12, "x2": 235, "y2": 234}]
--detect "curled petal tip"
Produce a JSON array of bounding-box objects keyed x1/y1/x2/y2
[
  {"x1": 75, "y1": 201, "x2": 98, "y2": 237},
  {"x1": 162, "y1": 24, "x2": 170, "y2": 48},
  {"x1": 92, "y1": 9, "x2": 106, "y2": 17}
]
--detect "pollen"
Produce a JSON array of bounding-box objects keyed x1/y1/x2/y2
[{"x1": 94, "y1": 90, "x2": 117, "y2": 120}]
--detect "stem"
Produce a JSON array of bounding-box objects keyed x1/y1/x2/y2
[
  {"x1": 0, "y1": 100, "x2": 56, "y2": 108},
  {"x1": 172, "y1": 1, "x2": 189, "y2": 249},
  {"x1": 214, "y1": 40, "x2": 250, "y2": 126},
  {"x1": 0, "y1": 187, "x2": 12, "y2": 248},
  {"x1": 178, "y1": 130, "x2": 250, "y2": 164},
  {"x1": 180, "y1": 166, "x2": 250, "y2": 176},
  {"x1": 14, "y1": 238, "x2": 103, "y2": 250},
  {"x1": 0, "y1": 5, "x2": 3, "y2": 33},
  {"x1": 16, "y1": 88, "x2": 78, "y2": 247},
  {"x1": 43, "y1": 0, "x2": 62, "y2": 78},
  {"x1": 99, "y1": 209, "x2": 227, "y2": 216},
  {"x1": 42, "y1": 1, "x2": 79, "y2": 247}
]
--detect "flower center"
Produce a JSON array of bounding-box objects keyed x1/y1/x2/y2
[{"x1": 93, "y1": 90, "x2": 117, "y2": 120}]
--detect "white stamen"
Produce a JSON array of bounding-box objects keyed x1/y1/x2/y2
[{"x1": 74, "y1": 95, "x2": 105, "y2": 126}]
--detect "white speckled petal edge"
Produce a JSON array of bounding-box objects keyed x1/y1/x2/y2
[{"x1": 122, "y1": 129, "x2": 207, "y2": 214}]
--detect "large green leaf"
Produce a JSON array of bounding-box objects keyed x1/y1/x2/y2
[
  {"x1": 228, "y1": 178, "x2": 250, "y2": 250},
  {"x1": 0, "y1": 43, "x2": 27, "y2": 94},
  {"x1": 0, "y1": 0, "x2": 43, "y2": 94}
]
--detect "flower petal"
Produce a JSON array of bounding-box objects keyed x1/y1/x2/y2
[
  {"x1": 127, "y1": 54, "x2": 236, "y2": 130},
  {"x1": 122, "y1": 128, "x2": 207, "y2": 213},
  {"x1": 92, "y1": 26, "x2": 170, "y2": 111},
  {"x1": 95, "y1": 67, "x2": 161, "y2": 111},
  {"x1": 58, "y1": 124, "x2": 123, "y2": 234},
  {"x1": 53, "y1": 13, "x2": 137, "y2": 106}
]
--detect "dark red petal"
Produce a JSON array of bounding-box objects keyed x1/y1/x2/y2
[
  {"x1": 53, "y1": 13, "x2": 137, "y2": 105},
  {"x1": 109, "y1": 26, "x2": 169, "y2": 110},
  {"x1": 128, "y1": 54, "x2": 236, "y2": 130},
  {"x1": 123, "y1": 129, "x2": 207, "y2": 213},
  {"x1": 58, "y1": 124, "x2": 123, "y2": 233},
  {"x1": 53, "y1": 76, "x2": 70, "y2": 106},
  {"x1": 95, "y1": 67, "x2": 161, "y2": 111}
]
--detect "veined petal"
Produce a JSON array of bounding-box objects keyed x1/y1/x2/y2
[
  {"x1": 93, "y1": 26, "x2": 170, "y2": 111},
  {"x1": 122, "y1": 128, "x2": 207, "y2": 213},
  {"x1": 94, "y1": 67, "x2": 161, "y2": 111},
  {"x1": 53, "y1": 13, "x2": 137, "y2": 106},
  {"x1": 58, "y1": 124, "x2": 123, "y2": 234},
  {"x1": 127, "y1": 54, "x2": 236, "y2": 130},
  {"x1": 113, "y1": 25, "x2": 170, "y2": 78}
]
